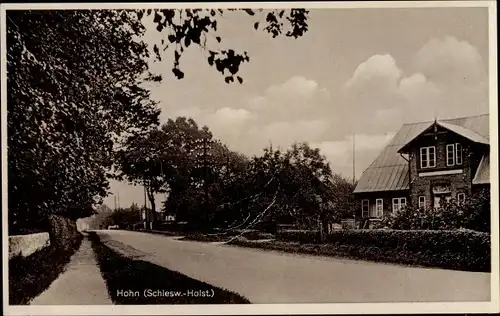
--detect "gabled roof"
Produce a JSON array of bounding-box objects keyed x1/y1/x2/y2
[
  {"x1": 354, "y1": 114, "x2": 489, "y2": 194},
  {"x1": 473, "y1": 152, "x2": 490, "y2": 185},
  {"x1": 398, "y1": 120, "x2": 489, "y2": 153},
  {"x1": 437, "y1": 121, "x2": 489, "y2": 145}
]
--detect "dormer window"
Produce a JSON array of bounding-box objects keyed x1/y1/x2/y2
[
  {"x1": 420, "y1": 146, "x2": 436, "y2": 168},
  {"x1": 455, "y1": 143, "x2": 463, "y2": 165},
  {"x1": 446, "y1": 143, "x2": 463, "y2": 166}
]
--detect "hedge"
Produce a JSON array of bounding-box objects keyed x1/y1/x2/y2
[{"x1": 275, "y1": 229, "x2": 490, "y2": 272}]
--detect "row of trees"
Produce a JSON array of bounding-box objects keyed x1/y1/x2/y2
[
  {"x1": 7, "y1": 9, "x2": 310, "y2": 233},
  {"x1": 79, "y1": 203, "x2": 145, "y2": 230},
  {"x1": 115, "y1": 117, "x2": 356, "y2": 233}
]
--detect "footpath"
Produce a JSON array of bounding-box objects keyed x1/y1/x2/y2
[{"x1": 30, "y1": 232, "x2": 112, "y2": 305}]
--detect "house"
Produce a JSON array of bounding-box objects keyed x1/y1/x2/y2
[
  {"x1": 141, "y1": 207, "x2": 176, "y2": 230},
  {"x1": 353, "y1": 114, "x2": 490, "y2": 222}
]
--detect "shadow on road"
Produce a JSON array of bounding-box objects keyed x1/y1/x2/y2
[{"x1": 88, "y1": 232, "x2": 250, "y2": 304}]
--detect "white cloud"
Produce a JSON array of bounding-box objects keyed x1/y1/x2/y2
[
  {"x1": 267, "y1": 76, "x2": 321, "y2": 99},
  {"x1": 205, "y1": 107, "x2": 256, "y2": 144},
  {"x1": 244, "y1": 76, "x2": 331, "y2": 123},
  {"x1": 346, "y1": 54, "x2": 402, "y2": 91},
  {"x1": 209, "y1": 107, "x2": 254, "y2": 125},
  {"x1": 412, "y1": 36, "x2": 486, "y2": 87},
  {"x1": 341, "y1": 37, "x2": 487, "y2": 134}
]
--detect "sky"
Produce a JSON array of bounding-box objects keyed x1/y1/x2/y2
[{"x1": 104, "y1": 7, "x2": 490, "y2": 209}]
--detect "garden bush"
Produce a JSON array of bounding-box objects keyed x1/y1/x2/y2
[
  {"x1": 45, "y1": 214, "x2": 81, "y2": 251},
  {"x1": 225, "y1": 229, "x2": 275, "y2": 240},
  {"x1": 276, "y1": 230, "x2": 320, "y2": 244},
  {"x1": 385, "y1": 189, "x2": 490, "y2": 232},
  {"x1": 275, "y1": 229, "x2": 490, "y2": 272}
]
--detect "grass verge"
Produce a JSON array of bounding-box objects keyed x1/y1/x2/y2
[
  {"x1": 179, "y1": 233, "x2": 229, "y2": 243},
  {"x1": 88, "y1": 232, "x2": 250, "y2": 304},
  {"x1": 180, "y1": 230, "x2": 275, "y2": 243},
  {"x1": 9, "y1": 233, "x2": 83, "y2": 305},
  {"x1": 132, "y1": 228, "x2": 183, "y2": 237}
]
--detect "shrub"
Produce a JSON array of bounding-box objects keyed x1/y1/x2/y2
[
  {"x1": 275, "y1": 229, "x2": 490, "y2": 272},
  {"x1": 461, "y1": 189, "x2": 490, "y2": 233},
  {"x1": 276, "y1": 230, "x2": 319, "y2": 244},
  {"x1": 45, "y1": 214, "x2": 81, "y2": 251},
  {"x1": 181, "y1": 233, "x2": 228, "y2": 243},
  {"x1": 242, "y1": 230, "x2": 275, "y2": 240},
  {"x1": 386, "y1": 190, "x2": 490, "y2": 232},
  {"x1": 225, "y1": 229, "x2": 275, "y2": 240}
]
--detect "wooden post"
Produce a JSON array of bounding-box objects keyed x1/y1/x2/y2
[{"x1": 317, "y1": 216, "x2": 324, "y2": 243}]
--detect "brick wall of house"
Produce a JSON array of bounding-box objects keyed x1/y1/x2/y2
[{"x1": 407, "y1": 129, "x2": 485, "y2": 208}]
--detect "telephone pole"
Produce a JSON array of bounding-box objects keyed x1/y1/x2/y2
[{"x1": 352, "y1": 133, "x2": 356, "y2": 185}]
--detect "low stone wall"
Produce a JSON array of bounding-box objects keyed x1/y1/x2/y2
[{"x1": 9, "y1": 232, "x2": 50, "y2": 259}]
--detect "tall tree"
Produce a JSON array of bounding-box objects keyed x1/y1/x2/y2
[
  {"x1": 115, "y1": 117, "x2": 214, "y2": 225},
  {"x1": 7, "y1": 10, "x2": 160, "y2": 231}
]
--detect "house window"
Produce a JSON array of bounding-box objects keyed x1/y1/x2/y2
[
  {"x1": 446, "y1": 143, "x2": 463, "y2": 166},
  {"x1": 420, "y1": 146, "x2": 436, "y2": 168},
  {"x1": 446, "y1": 144, "x2": 455, "y2": 166},
  {"x1": 455, "y1": 143, "x2": 463, "y2": 165},
  {"x1": 418, "y1": 196, "x2": 426, "y2": 209},
  {"x1": 457, "y1": 193, "x2": 466, "y2": 203},
  {"x1": 362, "y1": 199, "x2": 369, "y2": 218},
  {"x1": 392, "y1": 197, "x2": 407, "y2": 213},
  {"x1": 375, "y1": 199, "x2": 383, "y2": 218}
]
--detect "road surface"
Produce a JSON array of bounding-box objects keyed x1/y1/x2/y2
[{"x1": 95, "y1": 230, "x2": 490, "y2": 304}]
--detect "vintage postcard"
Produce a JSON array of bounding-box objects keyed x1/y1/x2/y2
[{"x1": 1, "y1": 1, "x2": 498, "y2": 315}]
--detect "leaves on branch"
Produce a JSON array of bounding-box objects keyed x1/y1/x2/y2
[
  {"x1": 147, "y1": 8, "x2": 309, "y2": 83},
  {"x1": 7, "y1": 10, "x2": 161, "y2": 229},
  {"x1": 243, "y1": 9, "x2": 255, "y2": 16},
  {"x1": 172, "y1": 67, "x2": 184, "y2": 79}
]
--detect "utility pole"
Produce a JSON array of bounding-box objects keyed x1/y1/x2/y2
[
  {"x1": 352, "y1": 133, "x2": 356, "y2": 185},
  {"x1": 114, "y1": 195, "x2": 117, "y2": 211},
  {"x1": 352, "y1": 133, "x2": 357, "y2": 228}
]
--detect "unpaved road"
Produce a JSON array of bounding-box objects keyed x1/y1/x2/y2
[{"x1": 95, "y1": 230, "x2": 490, "y2": 304}]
